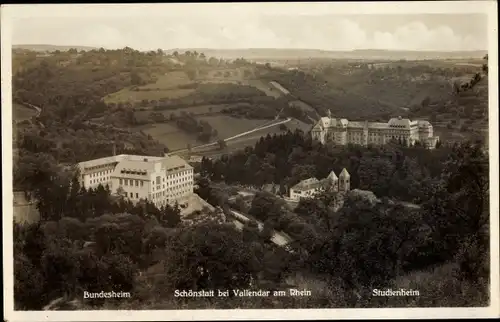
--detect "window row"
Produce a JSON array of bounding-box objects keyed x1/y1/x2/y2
[
  {"x1": 152, "y1": 181, "x2": 192, "y2": 192},
  {"x1": 124, "y1": 191, "x2": 139, "y2": 199},
  {"x1": 90, "y1": 177, "x2": 110, "y2": 184},
  {"x1": 91, "y1": 169, "x2": 112, "y2": 178},
  {"x1": 119, "y1": 178, "x2": 144, "y2": 187},
  {"x1": 167, "y1": 170, "x2": 192, "y2": 178},
  {"x1": 149, "y1": 187, "x2": 191, "y2": 199}
]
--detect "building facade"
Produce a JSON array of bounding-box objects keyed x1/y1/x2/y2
[
  {"x1": 289, "y1": 168, "x2": 350, "y2": 201},
  {"x1": 77, "y1": 154, "x2": 194, "y2": 207},
  {"x1": 311, "y1": 110, "x2": 439, "y2": 149}
]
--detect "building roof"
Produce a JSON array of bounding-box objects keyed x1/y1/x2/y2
[
  {"x1": 312, "y1": 122, "x2": 323, "y2": 132},
  {"x1": 78, "y1": 154, "x2": 166, "y2": 170},
  {"x1": 347, "y1": 121, "x2": 365, "y2": 128},
  {"x1": 122, "y1": 155, "x2": 165, "y2": 162},
  {"x1": 388, "y1": 117, "x2": 411, "y2": 128},
  {"x1": 111, "y1": 160, "x2": 158, "y2": 180},
  {"x1": 320, "y1": 117, "x2": 334, "y2": 128},
  {"x1": 326, "y1": 171, "x2": 338, "y2": 181},
  {"x1": 368, "y1": 122, "x2": 389, "y2": 129},
  {"x1": 78, "y1": 155, "x2": 124, "y2": 170},
  {"x1": 81, "y1": 154, "x2": 192, "y2": 180},
  {"x1": 417, "y1": 120, "x2": 431, "y2": 128},
  {"x1": 339, "y1": 168, "x2": 350, "y2": 178},
  {"x1": 162, "y1": 155, "x2": 192, "y2": 172},
  {"x1": 313, "y1": 113, "x2": 436, "y2": 132},
  {"x1": 339, "y1": 118, "x2": 348, "y2": 126},
  {"x1": 291, "y1": 177, "x2": 320, "y2": 191}
]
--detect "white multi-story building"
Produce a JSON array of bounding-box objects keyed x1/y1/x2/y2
[
  {"x1": 289, "y1": 168, "x2": 350, "y2": 201},
  {"x1": 311, "y1": 110, "x2": 439, "y2": 149},
  {"x1": 77, "y1": 154, "x2": 194, "y2": 207}
]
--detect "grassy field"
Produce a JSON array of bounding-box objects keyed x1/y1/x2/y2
[
  {"x1": 187, "y1": 118, "x2": 308, "y2": 158},
  {"x1": 196, "y1": 115, "x2": 268, "y2": 139},
  {"x1": 137, "y1": 123, "x2": 199, "y2": 151},
  {"x1": 200, "y1": 66, "x2": 284, "y2": 98},
  {"x1": 137, "y1": 115, "x2": 272, "y2": 151},
  {"x1": 104, "y1": 71, "x2": 196, "y2": 104},
  {"x1": 104, "y1": 67, "x2": 283, "y2": 105},
  {"x1": 283, "y1": 118, "x2": 313, "y2": 133},
  {"x1": 134, "y1": 104, "x2": 231, "y2": 122},
  {"x1": 13, "y1": 103, "x2": 38, "y2": 121}
]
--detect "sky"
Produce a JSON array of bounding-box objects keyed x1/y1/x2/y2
[{"x1": 6, "y1": 3, "x2": 490, "y2": 52}]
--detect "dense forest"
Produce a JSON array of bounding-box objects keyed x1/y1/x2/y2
[{"x1": 200, "y1": 130, "x2": 447, "y2": 202}]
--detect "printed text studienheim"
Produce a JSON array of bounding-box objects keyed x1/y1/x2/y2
[
  {"x1": 83, "y1": 291, "x2": 131, "y2": 299},
  {"x1": 372, "y1": 288, "x2": 420, "y2": 296}
]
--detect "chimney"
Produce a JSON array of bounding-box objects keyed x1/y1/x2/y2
[{"x1": 112, "y1": 143, "x2": 116, "y2": 156}]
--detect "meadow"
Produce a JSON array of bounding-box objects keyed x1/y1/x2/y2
[
  {"x1": 104, "y1": 71, "x2": 196, "y2": 104},
  {"x1": 137, "y1": 123, "x2": 198, "y2": 151},
  {"x1": 134, "y1": 104, "x2": 230, "y2": 122},
  {"x1": 135, "y1": 115, "x2": 275, "y2": 151},
  {"x1": 196, "y1": 115, "x2": 269, "y2": 139},
  {"x1": 187, "y1": 118, "x2": 312, "y2": 159}
]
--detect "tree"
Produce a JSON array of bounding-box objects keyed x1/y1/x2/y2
[
  {"x1": 161, "y1": 222, "x2": 263, "y2": 291},
  {"x1": 130, "y1": 72, "x2": 143, "y2": 85},
  {"x1": 420, "y1": 141, "x2": 489, "y2": 282},
  {"x1": 186, "y1": 69, "x2": 197, "y2": 81},
  {"x1": 421, "y1": 96, "x2": 431, "y2": 107},
  {"x1": 217, "y1": 139, "x2": 227, "y2": 150}
]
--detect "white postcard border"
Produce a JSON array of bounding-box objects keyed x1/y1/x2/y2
[{"x1": 2, "y1": 1, "x2": 499, "y2": 320}]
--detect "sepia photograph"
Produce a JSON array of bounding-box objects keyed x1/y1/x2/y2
[{"x1": 2, "y1": 1, "x2": 499, "y2": 321}]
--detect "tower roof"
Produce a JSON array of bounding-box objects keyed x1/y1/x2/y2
[
  {"x1": 327, "y1": 171, "x2": 338, "y2": 180},
  {"x1": 339, "y1": 168, "x2": 350, "y2": 178}
]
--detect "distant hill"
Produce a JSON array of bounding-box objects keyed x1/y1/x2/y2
[
  {"x1": 13, "y1": 44, "x2": 98, "y2": 52},
  {"x1": 164, "y1": 48, "x2": 488, "y2": 61},
  {"x1": 12, "y1": 44, "x2": 487, "y2": 61}
]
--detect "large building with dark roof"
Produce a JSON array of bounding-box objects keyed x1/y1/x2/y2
[
  {"x1": 77, "y1": 154, "x2": 194, "y2": 207},
  {"x1": 311, "y1": 110, "x2": 439, "y2": 149}
]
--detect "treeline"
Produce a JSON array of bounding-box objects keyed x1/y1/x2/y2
[
  {"x1": 200, "y1": 130, "x2": 453, "y2": 203},
  {"x1": 220, "y1": 95, "x2": 289, "y2": 120},
  {"x1": 218, "y1": 97, "x2": 314, "y2": 124},
  {"x1": 174, "y1": 112, "x2": 217, "y2": 143},
  {"x1": 146, "y1": 83, "x2": 268, "y2": 111},
  {"x1": 222, "y1": 103, "x2": 279, "y2": 120}
]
